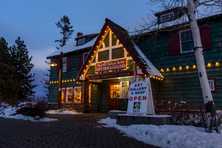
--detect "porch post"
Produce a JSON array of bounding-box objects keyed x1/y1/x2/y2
[{"x1": 82, "y1": 79, "x2": 90, "y2": 113}]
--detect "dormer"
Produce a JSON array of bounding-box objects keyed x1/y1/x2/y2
[{"x1": 75, "y1": 32, "x2": 98, "y2": 46}]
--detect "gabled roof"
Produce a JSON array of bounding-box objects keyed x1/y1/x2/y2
[{"x1": 76, "y1": 18, "x2": 163, "y2": 81}]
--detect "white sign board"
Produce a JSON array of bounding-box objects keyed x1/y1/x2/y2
[{"x1": 127, "y1": 78, "x2": 155, "y2": 115}]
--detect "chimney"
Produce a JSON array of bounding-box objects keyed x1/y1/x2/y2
[
  {"x1": 77, "y1": 32, "x2": 83, "y2": 38},
  {"x1": 75, "y1": 32, "x2": 85, "y2": 46}
]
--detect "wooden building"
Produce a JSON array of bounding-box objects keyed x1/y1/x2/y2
[{"x1": 47, "y1": 14, "x2": 222, "y2": 112}]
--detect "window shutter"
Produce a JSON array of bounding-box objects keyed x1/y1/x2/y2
[
  {"x1": 200, "y1": 25, "x2": 211, "y2": 50},
  {"x1": 168, "y1": 31, "x2": 180, "y2": 56},
  {"x1": 67, "y1": 56, "x2": 72, "y2": 71}
]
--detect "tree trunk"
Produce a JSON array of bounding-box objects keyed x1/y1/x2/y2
[
  {"x1": 57, "y1": 52, "x2": 63, "y2": 109},
  {"x1": 187, "y1": 0, "x2": 215, "y2": 114}
]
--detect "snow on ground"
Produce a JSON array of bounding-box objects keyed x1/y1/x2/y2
[
  {"x1": 0, "y1": 103, "x2": 57, "y2": 122},
  {"x1": 98, "y1": 117, "x2": 222, "y2": 148},
  {"x1": 46, "y1": 109, "x2": 82, "y2": 115}
]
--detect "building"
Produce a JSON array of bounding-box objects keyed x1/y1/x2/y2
[{"x1": 47, "y1": 14, "x2": 222, "y2": 112}]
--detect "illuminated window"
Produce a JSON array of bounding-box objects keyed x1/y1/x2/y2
[
  {"x1": 120, "y1": 81, "x2": 129, "y2": 98},
  {"x1": 61, "y1": 88, "x2": 66, "y2": 103},
  {"x1": 110, "y1": 81, "x2": 129, "y2": 99},
  {"x1": 74, "y1": 87, "x2": 82, "y2": 104},
  {"x1": 66, "y1": 88, "x2": 74, "y2": 103},
  {"x1": 110, "y1": 83, "x2": 121, "y2": 99}
]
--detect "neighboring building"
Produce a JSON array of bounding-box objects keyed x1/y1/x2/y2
[{"x1": 47, "y1": 14, "x2": 222, "y2": 112}]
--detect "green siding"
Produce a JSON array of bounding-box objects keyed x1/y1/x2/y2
[
  {"x1": 48, "y1": 17, "x2": 222, "y2": 109},
  {"x1": 138, "y1": 19, "x2": 222, "y2": 108},
  {"x1": 48, "y1": 51, "x2": 86, "y2": 103}
]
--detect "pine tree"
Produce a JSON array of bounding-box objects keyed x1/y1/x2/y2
[
  {"x1": 10, "y1": 37, "x2": 35, "y2": 101},
  {"x1": 55, "y1": 15, "x2": 74, "y2": 49},
  {"x1": 0, "y1": 37, "x2": 18, "y2": 103}
]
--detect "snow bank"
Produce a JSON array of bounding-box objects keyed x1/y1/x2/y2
[
  {"x1": 98, "y1": 117, "x2": 222, "y2": 148},
  {"x1": 46, "y1": 109, "x2": 82, "y2": 115},
  {"x1": 0, "y1": 103, "x2": 57, "y2": 122}
]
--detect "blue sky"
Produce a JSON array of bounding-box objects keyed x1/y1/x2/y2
[{"x1": 0, "y1": 0, "x2": 157, "y2": 69}]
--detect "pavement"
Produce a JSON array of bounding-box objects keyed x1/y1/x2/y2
[{"x1": 0, "y1": 113, "x2": 158, "y2": 148}]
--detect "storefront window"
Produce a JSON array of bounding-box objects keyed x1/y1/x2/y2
[
  {"x1": 110, "y1": 81, "x2": 129, "y2": 99},
  {"x1": 66, "y1": 88, "x2": 74, "y2": 103},
  {"x1": 120, "y1": 81, "x2": 129, "y2": 98},
  {"x1": 110, "y1": 83, "x2": 121, "y2": 99},
  {"x1": 74, "y1": 87, "x2": 82, "y2": 104},
  {"x1": 60, "y1": 87, "x2": 82, "y2": 104},
  {"x1": 61, "y1": 88, "x2": 66, "y2": 103}
]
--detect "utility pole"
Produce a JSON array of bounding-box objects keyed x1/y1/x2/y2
[{"x1": 187, "y1": 0, "x2": 215, "y2": 114}]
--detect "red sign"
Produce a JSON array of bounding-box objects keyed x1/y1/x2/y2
[{"x1": 95, "y1": 59, "x2": 127, "y2": 74}]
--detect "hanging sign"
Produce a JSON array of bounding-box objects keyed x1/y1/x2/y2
[
  {"x1": 95, "y1": 59, "x2": 127, "y2": 74},
  {"x1": 127, "y1": 78, "x2": 155, "y2": 114}
]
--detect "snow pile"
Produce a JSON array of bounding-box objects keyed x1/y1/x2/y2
[
  {"x1": 98, "y1": 117, "x2": 222, "y2": 148},
  {"x1": 0, "y1": 103, "x2": 57, "y2": 122},
  {"x1": 46, "y1": 109, "x2": 82, "y2": 115}
]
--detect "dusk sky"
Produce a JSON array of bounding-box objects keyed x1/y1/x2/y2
[{"x1": 0, "y1": 0, "x2": 158, "y2": 70}]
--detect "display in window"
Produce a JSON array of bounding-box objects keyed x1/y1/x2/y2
[
  {"x1": 110, "y1": 81, "x2": 129, "y2": 99},
  {"x1": 66, "y1": 88, "x2": 74, "y2": 103},
  {"x1": 74, "y1": 87, "x2": 82, "y2": 104},
  {"x1": 120, "y1": 81, "x2": 129, "y2": 98},
  {"x1": 110, "y1": 83, "x2": 120, "y2": 98}
]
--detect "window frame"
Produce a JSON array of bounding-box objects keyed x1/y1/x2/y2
[
  {"x1": 66, "y1": 87, "x2": 74, "y2": 104},
  {"x1": 159, "y1": 12, "x2": 175, "y2": 23},
  {"x1": 208, "y1": 79, "x2": 215, "y2": 92},
  {"x1": 95, "y1": 30, "x2": 125, "y2": 63},
  {"x1": 179, "y1": 29, "x2": 194, "y2": 54},
  {"x1": 98, "y1": 50, "x2": 110, "y2": 62},
  {"x1": 62, "y1": 57, "x2": 67, "y2": 73}
]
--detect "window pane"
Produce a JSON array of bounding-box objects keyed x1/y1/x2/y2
[
  {"x1": 112, "y1": 33, "x2": 118, "y2": 46},
  {"x1": 181, "y1": 30, "x2": 194, "y2": 53},
  {"x1": 66, "y1": 88, "x2": 74, "y2": 103},
  {"x1": 98, "y1": 50, "x2": 109, "y2": 62},
  {"x1": 112, "y1": 48, "x2": 124, "y2": 59},
  {"x1": 110, "y1": 83, "x2": 121, "y2": 98},
  {"x1": 104, "y1": 32, "x2": 110, "y2": 47},
  {"x1": 74, "y1": 87, "x2": 81, "y2": 104},
  {"x1": 182, "y1": 41, "x2": 194, "y2": 52},
  {"x1": 120, "y1": 81, "x2": 129, "y2": 98}
]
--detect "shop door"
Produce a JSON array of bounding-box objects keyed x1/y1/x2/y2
[
  {"x1": 109, "y1": 83, "x2": 121, "y2": 110},
  {"x1": 90, "y1": 82, "x2": 102, "y2": 112}
]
